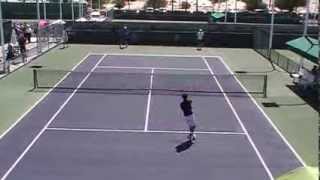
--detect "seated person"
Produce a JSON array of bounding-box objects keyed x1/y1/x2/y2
[
  {"x1": 311, "y1": 65, "x2": 319, "y2": 77},
  {"x1": 310, "y1": 65, "x2": 319, "y2": 88},
  {"x1": 295, "y1": 68, "x2": 315, "y2": 90}
]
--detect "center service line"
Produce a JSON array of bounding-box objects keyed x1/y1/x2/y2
[{"x1": 144, "y1": 68, "x2": 154, "y2": 132}]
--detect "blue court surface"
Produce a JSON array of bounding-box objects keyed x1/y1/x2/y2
[{"x1": 0, "y1": 54, "x2": 303, "y2": 180}]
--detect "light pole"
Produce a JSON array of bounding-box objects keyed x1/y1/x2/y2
[
  {"x1": 171, "y1": 0, "x2": 174, "y2": 11},
  {"x1": 233, "y1": 0, "x2": 237, "y2": 23},
  {"x1": 59, "y1": 0, "x2": 63, "y2": 20},
  {"x1": 43, "y1": 0, "x2": 47, "y2": 20},
  {"x1": 299, "y1": 0, "x2": 311, "y2": 70},
  {"x1": 303, "y1": 0, "x2": 310, "y2": 36},
  {"x1": 196, "y1": 0, "x2": 198, "y2": 12},
  {"x1": 79, "y1": 0, "x2": 81, "y2": 18},
  {"x1": 81, "y1": 0, "x2": 84, "y2": 17},
  {"x1": 268, "y1": 0, "x2": 274, "y2": 54},
  {"x1": 185, "y1": 0, "x2": 188, "y2": 12},
  {"x1": 37, "y1": 0, "x2": 41, "y2": 53},
  {"x1": 71, "y1": 0, "x2": 75, "y2": 21},
  {"x1": 224, "y1": 0, "x2": 228, "y2": 22}
]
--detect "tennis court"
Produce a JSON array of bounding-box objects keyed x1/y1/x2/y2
[{"x1": 0, "y1": 53, "x2": 303, "y2": 179}]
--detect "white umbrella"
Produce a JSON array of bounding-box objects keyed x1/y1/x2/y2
[
  {"x1": 76, "y1": 17, "x2": 88, "y2": 22},
  {"x1": 51, "y1": 19, "x2": 66, "y2": 25}
]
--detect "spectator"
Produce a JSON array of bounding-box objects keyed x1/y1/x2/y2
[
  {"x1": 295, "y1": 67, "x2": 319, "y2": 92},
  {"x1": 196, "y1": 29, "x2": 204, "y2": 51},
  {"x1": 22, "y1": 23, "x2": 27, "y2": 35},
  {"x1": 14, "y1": 23, "x2": 23, "y2": 36},
  {"x1": 311, "y1": 65, "x2": 319, "y2": 86},
  {"x1": 33, "y1": 26, "x2": 38, "y2": 35},
  {"x1": 311, "y1": 65, "x2": 318, "y2": 76},
  {"x1": 6, "y1": 43, "x2": 14, "y2": 60},
  {"x1": 61, "y1": 29, "x2": 69, "y2": 49},
  {"x1": 25, "y1": 25, "x2": 33, "y2": 43},
  {"x1": 5, "y1": 44, "x2": 15, "y2": 72},
  {"x1": 17, "y1": 33, "x2": 27, "y2": 63}
]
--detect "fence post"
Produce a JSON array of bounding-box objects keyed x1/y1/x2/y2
[
  {"x1": 263, "y1": 75, "x2": 268, "y2": 98},
  {"x1": 37, "y1": 0, "x2": 42, "y2": 53},
  {"x1": 33, "y1": 69, "x2": 38, "y2": 89},
  {"x1": 285, "y1": 58, "x2": 290, "y2": 72},
  {"x1": 276, "y1": 51, "x2": 279, "y2": 65},
  {"x1": 47, "y1": 27, "x2": 50, "y2": 49},
  {"x1": 268, "y1": 48, "x2": 271, "y2": 60}
]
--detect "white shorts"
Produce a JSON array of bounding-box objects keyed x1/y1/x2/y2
[{"x1": 184, "y1": 114, "x2": 196, "y2": 128}]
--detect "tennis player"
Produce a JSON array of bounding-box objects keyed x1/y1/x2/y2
[
  {"x1": 196, "y1": 29, "x2": 204, "y2": 51},
  {"x1": 61, "y1": 29, "x2": 68, "y2": 49},
  {"x1": 119, "y1": 26, "x2": 129, "y2": 49},
  {"x1": 180, "y1": 94, "x2": 196, "y2": 142}
]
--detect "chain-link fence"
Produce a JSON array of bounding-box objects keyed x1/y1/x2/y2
[
  {"x1": 253, "y1": 27, "x2": 302, "y2": 74},
  {"x1": 0, "y1": 21, "x2": 65, "y2": 75},
  {"x1": 37, "y1": 21, "x2": 65, "y2": 52}
]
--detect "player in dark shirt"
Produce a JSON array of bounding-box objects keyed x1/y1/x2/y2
[
  {"x1": 180, "y1": 94, "x2": 196, "y2": 142},
  {"x1": 17, "y1": 33, "x2": 27, "y2": 62},
  {"x1": 119, "y1": 26, "x2": 129, "y2": 49}
]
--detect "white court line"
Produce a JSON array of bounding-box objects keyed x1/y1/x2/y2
[
  {"x1": 46, "y1": 127, "x2": 246, "y2": 135},
  {"x1": 215, "y1": 56, "x2": 307, "y2": 167},
  {"x1": 90, "y1": 53, "x2": 222, "y2": 59},
  {"x1": 0, "y1": 55, "x2": 107, "y2": 180},
  {"x1": 202, "y1": 57, "x2": 274, "y2": 180},
  {"x1": 90, "y1": 53, "x2": 204, "y2": 58},
  {"x1": 0, "y1": 53, "x2": 92, "y2": 140},
  {"x1": 144, "y1": 68, "x2": 154, "y2": 132},
  {"x1": 97, "y1": 66, "x2": 209, "y2": 71}
]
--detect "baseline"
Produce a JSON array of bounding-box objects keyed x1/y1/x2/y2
[
  {"x1": 97, "y1": 66, "x2": 209, "y2": 71},
  {"x1": 89, "y1": 53, "x2": 204, "y2": 58}
]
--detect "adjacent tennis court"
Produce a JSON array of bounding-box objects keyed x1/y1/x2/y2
[{"x1": 0, "y1": 53, "x2": 303, "y2": 179}]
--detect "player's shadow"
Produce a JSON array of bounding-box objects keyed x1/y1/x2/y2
[{"x1": 175, "y1": 140, "x2": 193, "y2": 153}]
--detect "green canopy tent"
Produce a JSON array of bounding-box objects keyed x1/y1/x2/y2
[
  {"x1": 210, "y1": 12, "x2": 225, "y2": 22},
  {"x1": 286, "y1": 36, "x2": 319, "y2": 64}
]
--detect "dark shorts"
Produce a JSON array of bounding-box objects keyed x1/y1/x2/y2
[
  {"x1": 19, "y1": 45, "x2": 26, "y2": 53},
  {"x1": 184, "y1": 114, "x2": 196, "y2": 128},
  {"x1": 6, "y1": 52, "x2": 14, "y2": 60}
]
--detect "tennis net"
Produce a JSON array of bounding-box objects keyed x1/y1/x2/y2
[{"x1": 33, "y1": 69, "x2": 268, "y2": 97}]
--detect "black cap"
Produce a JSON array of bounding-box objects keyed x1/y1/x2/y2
[{"x1": 182, "y1": 94, "x2": 188, "y2": 99}]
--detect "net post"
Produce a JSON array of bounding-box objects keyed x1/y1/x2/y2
[
  {"x1": 33, "y1": 69, "x2": 38, "y2": 89},
  {"x1": 263, "y1": 75, "x2": 268, "y2": 98}
]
